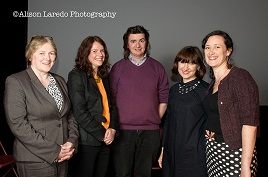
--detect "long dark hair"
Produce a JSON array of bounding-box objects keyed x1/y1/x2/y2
[{"x1": 74, "y1": 36, "x2": 110, "y2": 78}]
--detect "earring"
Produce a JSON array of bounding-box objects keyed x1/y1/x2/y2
[{"x1": 203, "y1": 60, "x2": 208, "y2": 67}]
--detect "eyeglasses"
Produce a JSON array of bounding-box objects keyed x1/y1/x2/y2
[{"x1": 30, "y1": 35, "x2": 53, "y2": 42}]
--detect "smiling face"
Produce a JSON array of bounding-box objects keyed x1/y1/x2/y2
[
  {"x1": 178, "y1": 61, "x2": 198, "y2": 83},
  {"x1": 88, "y1": 41, "x2": 105, "y2": 71},
  {"x1": 30, "y1": 42, "x2": 56, "y2": 74},
  {"x1": 204, "y1": 35, "x2": 232, "y2": 69},
  {"x1": 127, "y1": 33, "x2": 146, "y2": 61}
]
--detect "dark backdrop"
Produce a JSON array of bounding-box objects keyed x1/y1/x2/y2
[
  {"x1": 1, "y1": 1, "x2": 27, "y2": 176},
  {"x1": 1, "y1": 0, "x2": 27, "y2": 152}
]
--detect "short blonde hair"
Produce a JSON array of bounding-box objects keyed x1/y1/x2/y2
[{"x1": 25, "y1": 35, "x2": 57, "y2": 66}]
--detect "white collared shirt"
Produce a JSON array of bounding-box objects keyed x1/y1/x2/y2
[{"x1": 129, "y1": 54, "x2": 147, "y2": 66}]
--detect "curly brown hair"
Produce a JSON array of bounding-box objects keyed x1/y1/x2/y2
[{"x1": 74, "y1": 36, "x2": 110, "y2": 78}]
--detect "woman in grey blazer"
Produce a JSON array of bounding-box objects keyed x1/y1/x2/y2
[{"x1": 4, "y1": 35, "x2": 79, "y2": 177}]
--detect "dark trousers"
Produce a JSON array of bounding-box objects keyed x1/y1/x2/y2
[
  {"x1": 112, "y1": 130, "x2": 160, "y2": 177},
  {"x1": 70, "y1": 143, "x2": 110, "y2": 177}
]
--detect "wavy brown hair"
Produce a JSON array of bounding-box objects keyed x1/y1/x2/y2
[{"x1": 74, "y1": 36, "x2": 110, "y2": 78}]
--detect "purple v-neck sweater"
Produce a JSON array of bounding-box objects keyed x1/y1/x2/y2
[{"x1": 110, "y1": 57, "x2": 169, "y2": 130}]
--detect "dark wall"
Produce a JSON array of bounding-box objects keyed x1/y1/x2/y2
[
  {"x1": 1, "y1": 1, "x2": 27, "y2": 154},
  {"x1": 256, "y1": 106, "x2": 268, "y2": 177}
]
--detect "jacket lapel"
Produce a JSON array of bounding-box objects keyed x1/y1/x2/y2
[{"x1": 26, "y1": 67, "x2": 59, "y2": 113}]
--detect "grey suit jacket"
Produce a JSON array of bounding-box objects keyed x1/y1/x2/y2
[{"x1": 4, "y1": 67, "x2": 79, "y2": 164}]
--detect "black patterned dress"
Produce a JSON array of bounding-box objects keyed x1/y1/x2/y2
[{"x1": 162, "y1": 78, "x2": 209, "y2": 177}]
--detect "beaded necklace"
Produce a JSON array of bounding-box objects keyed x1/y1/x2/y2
[{"x1": 178, "y1": 80, "x2": 200, "y2": 94}]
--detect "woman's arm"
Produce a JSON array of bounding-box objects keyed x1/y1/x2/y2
[
  {"x1": 159, "y1": 103, "x2": 167, "y2": 119},
  {"x1": 240, "y1": 125, "x2": 257, "y2": 177}
]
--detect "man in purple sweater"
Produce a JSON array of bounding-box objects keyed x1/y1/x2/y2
[{"x1": 109, "y1": 25, "x2": 169, "y2": 177}]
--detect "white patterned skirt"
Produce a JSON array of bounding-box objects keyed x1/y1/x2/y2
[{"x1": 205, "y1": 138, "x2": 258, "y2": 177}]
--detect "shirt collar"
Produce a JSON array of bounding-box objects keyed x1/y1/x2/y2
[{"x1": 129, "y1": 54, "x2": 147, "y2": 66}]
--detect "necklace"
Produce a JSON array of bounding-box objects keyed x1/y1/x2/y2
[
  {"x1": 95, "y1": 77, "x2": 101, "y2": 83},
  {"x1": 178, "y1": 80, "x2": 200, "y2": 94},
  {"x1": 214, "y1": 69, "x2": 229, "y2": 85}
]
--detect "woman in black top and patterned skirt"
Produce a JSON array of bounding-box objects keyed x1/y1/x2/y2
[{"x1": 202, "y1": 30, "x2": 259, "y2": 177}]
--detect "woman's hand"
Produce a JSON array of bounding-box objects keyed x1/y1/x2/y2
[
  {"x1": 103, "y1": 128, "x2": 116, "y2": 145},
  {"x1": 57, "y1": 142, "x2": 75, "y2": 162},
  {"x1": 158, "y1": 147, "x2": 164, "y2": 168}
]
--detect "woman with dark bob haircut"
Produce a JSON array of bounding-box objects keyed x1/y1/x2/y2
[{"x1": 158, "y1": 46, "x2": 209, "y2": 177}]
